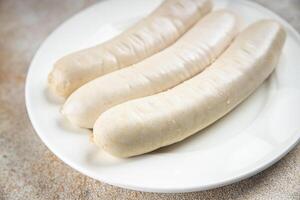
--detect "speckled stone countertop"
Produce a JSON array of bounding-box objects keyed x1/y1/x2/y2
[{"x1": 0, "y1": 0, "x2": 299, "y2": 199}]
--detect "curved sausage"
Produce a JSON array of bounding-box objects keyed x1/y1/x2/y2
[
  {"x1": 93, "y1": 20, "x2": 286, "y2": 157},
  {"x1": 48, "y1": 0, "x2": 212, "y2": 98},
  {"x1": 62, "y1": 10, "x2": 238, "y2": 128}
]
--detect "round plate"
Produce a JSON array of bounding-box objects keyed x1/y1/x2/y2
[{"x1": 26, "y1": 0, "x2": 300, "y2": 193}]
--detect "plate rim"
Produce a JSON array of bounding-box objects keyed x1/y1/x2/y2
[{"x1": 25, "y1": 0, "x2": 300, "y2": 193}]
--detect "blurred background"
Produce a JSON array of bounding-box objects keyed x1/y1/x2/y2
[{"x1": 0, "y1": 0, "x2": 299, "y2": 199}]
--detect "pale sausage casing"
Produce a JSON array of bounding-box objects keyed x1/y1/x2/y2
[
  {"x1": 48, "y1": 0, "x2": 212, "y2": 98},
  {"x1": 93, "y1": 20, "x2": 286, "y2": 157},
  {"x1": 62, "y1": 10, "x2": 238, "y2": 128}
]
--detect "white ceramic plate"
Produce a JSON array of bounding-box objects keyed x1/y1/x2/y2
[{"x1": 26, "y1": 0, "x2": 300, "y2": 193}]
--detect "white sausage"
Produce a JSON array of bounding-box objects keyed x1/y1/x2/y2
[
  {"x1": 62, "y1": 11, "x2": 238, "y2": 128},
  {"x1": 93, "y1": 20, "x2": 286, "y2": 157},
  {"x1": 48, "y1": 0, "x2": 212, "y2": 98}
]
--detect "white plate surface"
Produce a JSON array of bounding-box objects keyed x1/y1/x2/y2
[{"x1": 26, "y1": 0, "x2": 300, "y2": 193}]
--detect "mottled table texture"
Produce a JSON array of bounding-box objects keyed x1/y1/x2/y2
[{"x1": 0, "y1": 0, "x2": 299, "y2": 199}]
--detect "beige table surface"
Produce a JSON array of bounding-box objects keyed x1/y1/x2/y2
[{"x1": 0, "y1": 0, "x2": 299, "y2": 199}]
